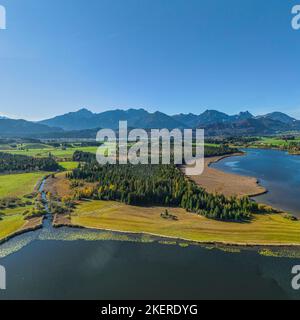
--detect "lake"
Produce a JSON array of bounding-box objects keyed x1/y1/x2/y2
[
  {"x1": 0, "y1": 217, "x2": 300, "y2": 299},
  {"x1": 212, "y1": 149, "x2": 300, "y2": 217},
  {"x1": 0, "y1": 230, "x2": 300, "y2": 300},
  {"x1": 1, "y1": 148, "x2": 300, "y2": 300}
]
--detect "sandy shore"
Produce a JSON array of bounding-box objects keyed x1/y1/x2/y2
[{"x1": 185, "y1": 153, "x2": 267, "y2": 197}]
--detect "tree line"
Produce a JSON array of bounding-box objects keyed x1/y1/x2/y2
[
  {"x1": 0, "y1": 152, "x2": 61, "y2": 173},
  {"x1": 68, "y1": 161, "x2": 259, "y2": 221},
  {"x1": 72, "y1": 144, "x2": 238, "y2": 164}
]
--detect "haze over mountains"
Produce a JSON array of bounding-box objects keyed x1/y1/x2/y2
[
  {"x1": 38, "y1": 108, "x2": 300, "y2": 136},
  {"x1": 0, "y1": 118, "x2": 63, "y2": 137},
  {"x1": 39, "y1": 108, "x2": 185, "y2": 131},
  {"x1": 0, "y1": 108, "x2": 299, "y2": 138}
]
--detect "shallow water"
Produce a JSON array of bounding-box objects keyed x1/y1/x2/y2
[
  {"x1": 212, "y1": 149, "x2": 300, "y2": 217},
  {"x1": 0, "y1": 234, "x2": 300, "y2": 300},
  {"x1": 0, "y1": 223, "x2": 299, "y2": 299}
]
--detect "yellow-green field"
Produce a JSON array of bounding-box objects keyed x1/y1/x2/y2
[
  {"x1": 3, "y1": 146, "x2": 99, "y2": 159},
  {"x1": 1, "y1": 206, "x2": 33, "y2": 216},
  {"x1": 59, "y1": 162, "x2": 79, "y2": 170},
  {"x1": 0, "y1": 172, "x2": 46, "y2": 198},
  {"x1": 0, "y1": 172, "x2": 47, "y2": 240},
  {"x1": 71, "y1": 200, "x2": 300, "y2": 245},
  {"x1": 0, "y1": 215, "x2": 26, "y2": 240},
  {"x1": 1, "y1": 143, "x2": 117, "y2": 160},
  {"x1": 251, "y1": 137, "x2": 300, "y2": 147},
  {"x1": 0, "y1": 205, "x2": 31, "y2": 241},
  {"x1": 1, "y1": 142, "x2": 221, "y2": 160}
]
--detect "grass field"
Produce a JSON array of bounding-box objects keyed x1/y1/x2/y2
[
  {"x1": 0, "y1": 172, "x2": 46, "y2": 198},
  {"x1": 0, "y1": 205, "x2": 34, "y2": 216},
  {"x1": 252, "y1": 137, "x2": 300, "y2": 147},
  {"x1": 0, "y1": 215, "x2": 26, "y2": 240},
  {"x1": 0, "y1": 172, "x2": 46, "y2": 240},
  {"x1": 59, "y1": 162, "x2": 79, "y2": 170},
  {"x1": 1, "y1": 142, "x2": 223, "y2": 160},
  {"x1": 2, "y1": 146, "x2": 99, "y2": 159},
  {"x1": 71, "y1": 200, "x2": 300, "y2": 245}
]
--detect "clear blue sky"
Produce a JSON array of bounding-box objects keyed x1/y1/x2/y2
[{"x1": 0, "y1": 0, "x2": 300, "y2": 120}]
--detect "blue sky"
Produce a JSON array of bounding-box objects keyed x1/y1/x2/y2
[{"x1": 0, "y1": 0, "x2": 300, "y2": 120}]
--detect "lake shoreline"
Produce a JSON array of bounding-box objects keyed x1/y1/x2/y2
[
  {"x1": 185, "y1": 152, "x2": 267, "y2": 198},
  {"x1": 0, "y1": 152, "x2": 298, "y2": 250},
  {"x1": 207, "y1": 153, "x2": 269, "y2": 197},
  {"x1": 0, "y1": 216, "x2": 43, "y2": 245},
  {"x1": 53, "y1": 213, "x2": 300, "y2": 249}
]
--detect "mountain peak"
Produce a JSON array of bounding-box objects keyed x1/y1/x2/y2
[
  {"x1": 239, "y1": 111, "x2": 253, "y2": 116},
  {"x1": 203, "y1": 109, "x2": 225, "y2": 114},
  {"x1": 76, "y1": 108, "x2": 94, "y2": 116},
  {"x1": 235, "y1": 111, "x2": 254, "y2": 120},
  {"x1": 257, "y1": 111, "x2": 296, "y2": 124},
  {"x1": 198, "y1": 110, "x2": 229, "y2": 125}
]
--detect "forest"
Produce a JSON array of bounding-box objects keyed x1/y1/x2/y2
[
  {"x1": 68, "y1": 161, "x2": 259, "y2": 221},
  {"x1": 0, "y1": 152, "x2": 61, "y2": 173}
]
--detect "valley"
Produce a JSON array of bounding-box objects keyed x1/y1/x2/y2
[
  {"x1": 1, "y1": 117, "x2": 300, "y2": 301},
  {"x1": 0, "y1": 138, "x2": 299, "y2": 248}
]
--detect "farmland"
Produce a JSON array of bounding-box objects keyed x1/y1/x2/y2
[
  {"x1": 58, "y1": 162, "x2": 79, "y2": 171},
  {"x1": 3, "y1": 145, "x2": 99, "y2": 160}
]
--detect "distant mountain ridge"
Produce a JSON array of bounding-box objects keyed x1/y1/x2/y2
[
  {"x1": 0, "y1": 119, "x2": 63, "y2": 137},
  {"x1": 1, "y1": 108, "x2": 299, "y2": 138},
  {"x1": 256, "y1": 112, "x2": 297, "y2": 124},
  {"x1": 39, "y1": 108, "x2": 186, "y2": 131},
  {"x1": 39, "y1": 108, "x2": 300, "y2": 136}
]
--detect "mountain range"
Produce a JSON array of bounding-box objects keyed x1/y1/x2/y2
[
  {"x1": 39, "y1": 108, "x2": 185, "y2": 131},
  {"x1": 0, "y1": 119, "x2": 63, "y2": 137},
  {"x1": 0, "y1": 108, "x2": 299, "y2": 138}
]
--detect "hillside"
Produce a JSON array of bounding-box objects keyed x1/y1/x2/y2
[
  {"x1": 0, "y1": 108, "x2": 299, "y2": 138},
  {"x1": 0, "y1": 119, "x2": 63, "y2": 137},
  {"x1": 39, "y1": 108, "x2": 185, "y2": 131}
]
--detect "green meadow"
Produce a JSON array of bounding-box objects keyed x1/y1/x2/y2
[
  {"x1": 71, "y1": 200, "x2": 300, "y2": 246},
  {"x1": 0, "y1": 215, "x2": 26, "y2": 241},
  {"x1": 0, "y1": 172, "x2": 46, "y2": 198},
  {"x1": 0, "y1": 143, "x2": 119, "y2": 160},
  {"x1": 1, "y1": 142, "x2": 222, "y2": 161},
  {"x1": 3, "y1": 146, "x2": 99, "y2": 159},
  {"x1": 58, "y1": 162, "x2": 79, "y2": 171},
  {"x1": 0, "y1": 172, "x2": 46, "y2": 240},
  {"x1": 253, "y1": 136, "x2": 300, "y2": 147}
]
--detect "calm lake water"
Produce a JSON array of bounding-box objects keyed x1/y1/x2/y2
[
  {"x1": 1, "y1": 148, "x2": 300, "y2": 300},
  {"x1": 0, "y1": 231, "x2": 300, "y2": 300},
  {"x1": 212, "y1": 149, "x2": 300, "y2": 217}
]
